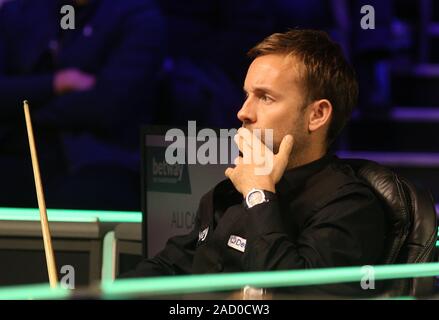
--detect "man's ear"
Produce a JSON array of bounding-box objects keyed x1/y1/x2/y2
[{"x1": 308, "y1": 99, "x2": 332, "y2": 133}]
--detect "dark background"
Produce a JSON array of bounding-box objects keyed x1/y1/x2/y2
[{"x1": 0, "y1": 0, "x2": 437, "y2": 212}]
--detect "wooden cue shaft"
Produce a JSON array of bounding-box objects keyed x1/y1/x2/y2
[{"x1": 23, "y1": 100, "x2": 58, "y2": 288}]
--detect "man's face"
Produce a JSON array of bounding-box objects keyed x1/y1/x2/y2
[{"x1": 238, "y1": 54, "x2": 309, "y2": 154}]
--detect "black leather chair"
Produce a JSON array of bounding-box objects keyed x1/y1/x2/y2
[{"x1": 345, "y1": 159, "x2": 438, "y2": 297}]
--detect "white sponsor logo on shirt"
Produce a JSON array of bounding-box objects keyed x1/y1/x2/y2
[
  {"x1": 198, "y1": 227, "x2": 209, "y2": 242},
  {"x1": 227, "y1": 235, "x2": 246, "y2": 253}
]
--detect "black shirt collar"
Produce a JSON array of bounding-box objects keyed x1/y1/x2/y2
[
  {"x1": 214, "y1": 153, "x2": 336, "y2": 207},
  {"x1": 276, "y1": 153, "x2": 336, "y2": 197}
]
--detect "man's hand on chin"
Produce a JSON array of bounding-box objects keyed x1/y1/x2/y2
[{"x1": 225, "y1": 128, "x2": 294, "y2": 198}]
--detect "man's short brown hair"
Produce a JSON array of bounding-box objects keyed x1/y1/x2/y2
[{"x1": 248, "y1": 29, "x2": 358, "y2": 146}]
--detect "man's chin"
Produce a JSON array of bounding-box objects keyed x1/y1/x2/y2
[{"x1": 240, "y1": 126, "x2": 286, "y2": 153}]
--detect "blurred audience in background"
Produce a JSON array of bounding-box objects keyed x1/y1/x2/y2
[
  {"x1": 0, "y1": 0, "x2": 164, "y2": 210},
  {"x1": 0, "y1": 0, "x2": 437, "y2": 210},
  {"x1": 155, "y1": 0, "x2": 274, "y2": 129}
]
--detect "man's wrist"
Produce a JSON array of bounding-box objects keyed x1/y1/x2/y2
[
  {"x1": 244, "y1": 188, "x2": 277, "y2": 209},
  {"x1": 243, "y1": 184, "x2": 275, "y2": 199}
]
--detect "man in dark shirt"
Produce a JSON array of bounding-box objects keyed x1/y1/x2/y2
[{"x1": 124, "y1": 30, "x2": 387, "y2": 297}]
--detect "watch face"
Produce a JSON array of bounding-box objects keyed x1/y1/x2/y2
[{"x1": 248, "y1": 190, "x2": 265, "y2": 207}]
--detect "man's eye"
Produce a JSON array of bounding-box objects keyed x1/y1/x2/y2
[{"x1": 260, "y1": 95, "x2": 274, "y2": 103}]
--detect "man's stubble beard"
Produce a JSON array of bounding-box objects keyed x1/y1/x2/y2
[
  {"x1": 282, "y1": 118, "x2": 309, "y2": 170},
  {"x1": 242, "y1": 123, "x2": 308, "y2": 168}
]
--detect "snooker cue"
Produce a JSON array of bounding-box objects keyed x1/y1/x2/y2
[{"x1": 23, "y1": 100, "x2": 58, "y2": 288}]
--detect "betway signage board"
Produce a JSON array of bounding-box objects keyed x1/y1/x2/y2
[{"x1": 142, "y1": 126, "x2": 233, "y2": 258}]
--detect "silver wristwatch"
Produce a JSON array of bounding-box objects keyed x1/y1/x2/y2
[{"x1": 245, "y1": 188, "x2": 275, "y2": 209}]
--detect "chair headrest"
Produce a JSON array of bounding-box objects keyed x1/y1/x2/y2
[
  {"x1": 343, "y1": 158, "x2": 437, "y2": 296},
  {"x1": 396, "y1": 178, "x2": 437, "y2": 263},
  {"x1": 342, "y1": 159, "x2": 412, "y2": 264}
]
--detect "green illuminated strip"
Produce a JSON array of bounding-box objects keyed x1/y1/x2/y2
[
  {"x1": 374, "y1": 296, "x2": 415, "y2": 300},
  {"x1": 101, "y1": 262, "x2": 439, "y2": 298},
  {"x1": 0, "y1": 283, "x2": 70, "y2": 300},
  {"x1": 0, "y1": 212, "x2": 96, "y2": 223},
  {"x1": 0, "y1": 207, "x2": 141, "y2": 223}
]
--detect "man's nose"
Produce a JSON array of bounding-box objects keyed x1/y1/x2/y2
[{"x1": 237, "y1": 98, "x2": 256, "y2": 124}]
